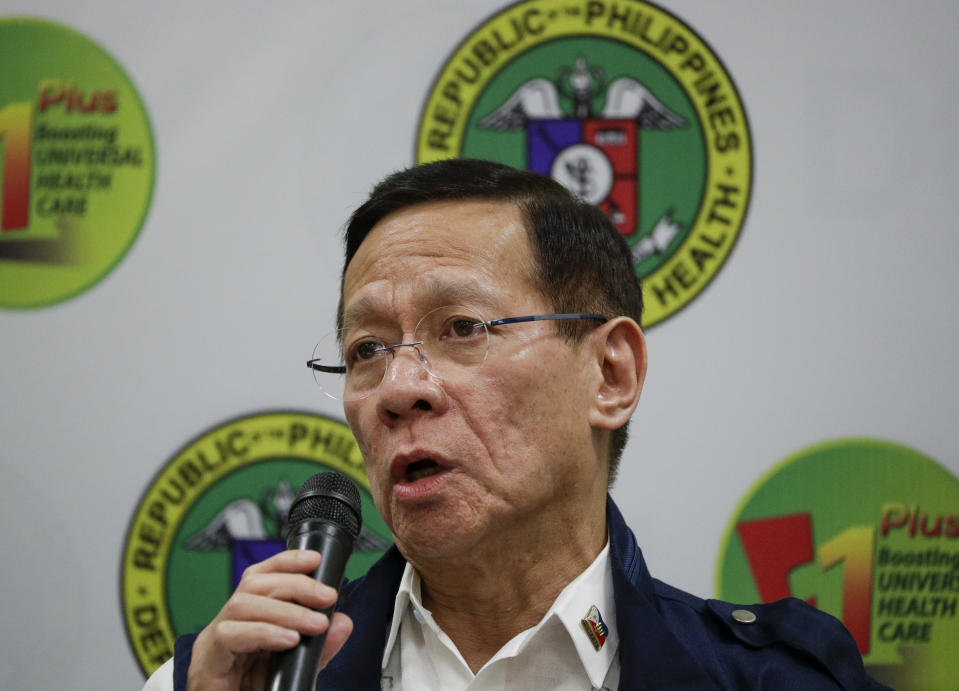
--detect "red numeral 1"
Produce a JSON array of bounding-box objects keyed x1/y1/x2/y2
[
  {"x1": 737, "y1": 515, "x2": 874, "y2": 653},
  {"x1": 819, "y1": 526, "x2": 875, "y2": 653},
  {"x1": 0, "y1": 101, "x2": 33, "y2": 231}
]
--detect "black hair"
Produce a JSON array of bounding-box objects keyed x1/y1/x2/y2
[{"x1": 340, "y1": 158, "x2": 643, "y2": 484}]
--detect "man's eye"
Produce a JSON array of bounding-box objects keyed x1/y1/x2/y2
[
  {"x1": 350, "y1": 341, "x2": 383, "y2": 362},
  {"x1": 449, "y1": 319, "x2": 480, "y2": 338}
]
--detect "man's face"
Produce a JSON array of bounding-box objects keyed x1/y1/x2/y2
[{"x1": 340, "y1": 199, "x2": 608, "y2": 561}]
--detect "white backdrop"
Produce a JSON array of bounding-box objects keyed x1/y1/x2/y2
[{"x1": 1, "y1": 1, "x2": 957, "y2": 688}]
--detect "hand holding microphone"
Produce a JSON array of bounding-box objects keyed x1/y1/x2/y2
[
  {"x1": 264, "y1": 472, "x2": 362, "y2": 690},
  {"x1": 187, "y1": 472, "x2": 361, "y2": 691}
]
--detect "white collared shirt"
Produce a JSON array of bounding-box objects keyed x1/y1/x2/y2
[{"x1": 380, "y1": 541, "x2": 619, "y2": 691}]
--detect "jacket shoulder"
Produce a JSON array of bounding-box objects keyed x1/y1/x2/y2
[{"x1": 651, "y1": 580, "x2": 889, "y2": 690}]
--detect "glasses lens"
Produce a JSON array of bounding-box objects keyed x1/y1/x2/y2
[
  {"x1": 311, "y1": 332, "x2": 348, "y2": 401},
  {"x1": 312, "y1": 329, "x2": 391, "y2": 401},
  {"x1": 414, "y1": 305, "x2": 489, "y2": 374},
  {"x1": 311, "y1": 306, "x2": 488, "y2": 401}
]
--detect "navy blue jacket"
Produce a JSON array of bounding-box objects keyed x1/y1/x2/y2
[{"x1": 173, "y1": 498, "x2": 888, "y2": 689}]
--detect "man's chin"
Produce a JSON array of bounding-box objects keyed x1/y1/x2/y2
[{"x1": 391, "y1": 512, "x2": 484, "y2": 563}]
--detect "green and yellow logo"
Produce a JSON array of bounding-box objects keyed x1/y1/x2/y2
[
  {"x1": 0, "y1": 17, "x2": 154, "y2": 308},
  {"x1": 717, "y1": 438, "x2": 959, "y2": 691},
  {"x1": 121, "y1": 411, "x2": 392, "y2": 677},
  {"x1": 416, "y1": 0, "x2": 751, "y2": 328}
]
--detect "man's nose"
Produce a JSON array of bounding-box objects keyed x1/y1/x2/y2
[
  {"x1": 382, "y1": 343, "x2": 436, "y2": 386},
  {"x1": 375, "y1": 345, "x2": 446, "y2": 422}
]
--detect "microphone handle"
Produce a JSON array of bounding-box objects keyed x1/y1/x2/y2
[{"x1": 264, "y1": 521, "x2": 354, "y2": 691}]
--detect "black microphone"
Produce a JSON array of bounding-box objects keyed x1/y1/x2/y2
[{"x1": 264, "y1": 472, "x2": 362, "y2": 691}]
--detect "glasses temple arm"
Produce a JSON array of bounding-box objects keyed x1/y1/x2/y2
[
  {"x1": 307, "y1": 359, "x2": 346, "y2": 374},
  {"x1": 484, "y1": 313, "x2": 608, "y2": 327}
]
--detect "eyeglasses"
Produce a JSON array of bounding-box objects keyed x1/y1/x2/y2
[{"x1": 307, "y1": 305, "x2": 607, "y2": 401}]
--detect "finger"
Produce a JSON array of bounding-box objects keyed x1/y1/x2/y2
[
  {"x1": 211, "y1": 620, "x2": 302, "y2": 657},
  {"x1": 191, "y1": 623, "x2": 294, "y2": 682},
  {"x1": 319, "y1": 612, "x2": 354, "y2": 669},
  {"x1": 236, "y1": 571, "x2": 339, "y2": 610},
  {"x1": 223, "y1": 592, "x2": 333, "y2": 635},
  {"x1": 241, "y1": 549, "x2": 322, "y2": 578}
]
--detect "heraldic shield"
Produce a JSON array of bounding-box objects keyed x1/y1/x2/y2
[{"x1": 527, "y1": 118, "x2": 638, "y2": 236}]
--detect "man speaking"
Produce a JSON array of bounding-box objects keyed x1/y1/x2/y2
[{"x1": 145, "y1": 159, "x2": 886, "y2": 689}]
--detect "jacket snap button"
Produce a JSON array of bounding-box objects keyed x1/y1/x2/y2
[{"x1": 731, "y1": 609, "x2": 757, "y2": 624}]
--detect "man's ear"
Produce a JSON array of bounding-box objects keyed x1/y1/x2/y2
[{"x1": 587, "y1": 317, "x2": 647, "y2": 431}]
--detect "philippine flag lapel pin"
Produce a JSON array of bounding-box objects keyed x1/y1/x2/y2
[{"x1": 580, "y1": 605, "x2": 608, "y2": 651}]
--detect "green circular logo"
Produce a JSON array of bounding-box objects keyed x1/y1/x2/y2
[
  {"x1": 0, "y1": 17, "x2": 155, "y2": 308},
  {"x1": 717, "y1": 438, "x2": 959, "y2": 690},
  {"x1": 120, "y1": 411, "x2": 392, "y2": 677},
  {"x1": 415, "y1": 0, "x2": 751, "y2": 328}
]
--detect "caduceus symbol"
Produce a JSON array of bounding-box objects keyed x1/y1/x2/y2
[{"x1": 565, "y1": 156, "x2": 594, "y2": 198}]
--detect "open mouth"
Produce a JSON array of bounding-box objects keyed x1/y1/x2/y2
[{"x1": 405, "y1": 458, "x2": 443, "y2": 482}]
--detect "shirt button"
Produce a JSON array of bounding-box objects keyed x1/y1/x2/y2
[
  {"x1": 731, "y1": 609, "x2": 757, "y2": 624},
  {"x1": 412, "y1": 608, "x2": 425, "y2": 624}
]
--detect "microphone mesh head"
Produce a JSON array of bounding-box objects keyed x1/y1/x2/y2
[{"x1": 288, "y1": 472, "x2": 362, "y2": 540}]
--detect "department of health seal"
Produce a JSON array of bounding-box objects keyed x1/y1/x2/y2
[
  {"x1": 416, "y1": 0, "x2": 752, "y2": 328},
  {"x1": 120, "y1": 410, "x2": 392, "y2": 677}
]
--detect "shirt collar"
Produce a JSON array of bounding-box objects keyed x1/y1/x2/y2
[
  {"x1": 382, "y1": 557, "x2": 417, "y2": 669},
  {"x1": 380, "y1": 540, "x2": 618, "y2": 688},
  {"x1": 548, "y1": 538, "x2": 618, "y2": 688}
]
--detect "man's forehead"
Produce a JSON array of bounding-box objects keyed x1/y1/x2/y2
[
  {"x1": 350, "y1": 198, "x2": 530, "y2": 263},
  {"x1": 339, "y1": 199, "x2": 540, "y2": 326},
  {"x1": 341, "y1": 277, "x2": 506, "y2": 330}
]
